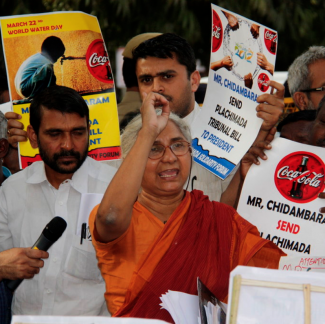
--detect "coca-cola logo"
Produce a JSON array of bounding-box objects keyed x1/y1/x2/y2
[
  {"x1": 89, "y1": 53, "x2": 109, "y2": 67},
  {"x1": 86, "y1": 39, "x2": 113, "y2": 84},
  {"x1": 264, "y1": 29, "x2": 277, "y2": 54},
  {"x1": 274, "y1": 152, "x2": 325, "y2": 203},
  {"x1": 212, "y1": 10, "x2": 223, "y2": 52},
  {"x1": 257, "y1": 73, "x2": 270, "y2": 92}
]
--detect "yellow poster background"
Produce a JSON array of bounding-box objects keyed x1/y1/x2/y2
[{"x1": 1, "y1": 12, "x2": 120, "y2": 167}]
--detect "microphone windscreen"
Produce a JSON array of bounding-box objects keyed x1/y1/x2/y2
[{"x1": 42, "y1": 216, "x2": 67, "y2": 242}]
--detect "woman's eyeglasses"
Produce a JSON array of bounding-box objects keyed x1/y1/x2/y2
[{"x1": 149, "y1": 140, "x2": 191, "y2": 160}]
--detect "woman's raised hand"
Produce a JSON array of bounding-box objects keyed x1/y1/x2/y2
[{"x1": 141, "y1": 92, "x2": 170, "y2": 137}]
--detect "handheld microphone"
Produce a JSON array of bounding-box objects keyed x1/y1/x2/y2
[{"x1": 6, "y1": 216, "x2": 67, "y2": 292}]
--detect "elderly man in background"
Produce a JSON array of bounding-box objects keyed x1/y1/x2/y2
[
  {"x1": 287, "y1": 46, "x2": 325, "y2": 110},
  {"x1": 309, "y1": 95, "x2": 325, "y2": 148}
]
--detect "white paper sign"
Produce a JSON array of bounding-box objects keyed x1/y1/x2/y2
[
  {"x1": 191, "y1": 4, "x2": 277, "y2": 179},
  {"x1": 0, "y1": 101, "x2": 12, "y2": 115},
  {"x1": 76, "y1": 193, "x2": 103, "y2": 237},
  {"x1": 237, "y1": 137, "x2": 325, "y2": 257},
  {"x1": 279, "y1": 255, "x2": 325, "y2": 272},
  {"x1": 160, "y1": 290, "x2": 199, "y2": 324}
]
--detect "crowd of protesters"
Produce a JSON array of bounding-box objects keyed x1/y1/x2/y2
[{"x1": 0, "y1": 29, "x2": 325, "y2": 323}]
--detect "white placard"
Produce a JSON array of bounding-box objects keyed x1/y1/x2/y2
[
  {"x1": 279, "y1": 255, "x2": 325, "y2": 272},
  {"x1": 0, "y1": 101, "x2": 12, "y2": 115},
  {"x1": 238, "y1": 137, "x2": 325, "y2": 256},
  {"x1": 191, "y1": 4, "x2": 277, "y2": 179},
  {"x1": 227, "y1": 266, "x2": 325, "y2": 324}
]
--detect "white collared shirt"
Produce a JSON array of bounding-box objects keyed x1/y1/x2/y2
[
  {"x1": 0, "y1": 157, "x2": 117, "y2": 315},
  {"x1": 183, "y1": 102, "x2": 201, "y2": 126}
]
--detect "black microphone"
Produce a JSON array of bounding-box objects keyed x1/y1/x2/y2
[{"x1": 6, "y1": 216, "x2": 67, "y2": 292}]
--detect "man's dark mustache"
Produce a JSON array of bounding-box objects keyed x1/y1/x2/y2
[
  {"x1": 53, "y1": 150, "x2": 81, "y2": 160},
  {"x1": 152, "y1": 92, "x2": 172, "y2": 102}
]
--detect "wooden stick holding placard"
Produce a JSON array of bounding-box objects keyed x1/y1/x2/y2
[{"x1": 229, "y1": 275, "x2": 241, "y2": 324}]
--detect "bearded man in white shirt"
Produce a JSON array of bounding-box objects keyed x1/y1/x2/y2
[{"x1": 0, "y1": 85, "x2": 117, "y2": 315}]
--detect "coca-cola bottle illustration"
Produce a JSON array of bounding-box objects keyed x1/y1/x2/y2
[
  {"x1": 271, "y1": 35, "x2": 277, "y2": 54},
  {"x1": 260, "y1": 74, "x2": 267, "y2": 92},
  {"x1": 290, "y1": 156, "x2": 309, "y2": 199}
]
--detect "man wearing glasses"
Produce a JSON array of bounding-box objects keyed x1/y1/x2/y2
[{"x1": 288, "y1": 46, "x2": 325, "y2": 110}]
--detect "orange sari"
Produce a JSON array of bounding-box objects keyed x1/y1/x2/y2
[
  {"x1": 114, "y1": 190, "x2": 285, "y2": 322},
  {"x1": 89, "y1": 191, "x2": 191, "y2": 315},
  {"x1": 90, "y1": 190, "x2": 285, "y2": 322}
]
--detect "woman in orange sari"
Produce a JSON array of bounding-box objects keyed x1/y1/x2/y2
[{"x1": 89, "y1": 92, "x2": 284, "y2": 322}]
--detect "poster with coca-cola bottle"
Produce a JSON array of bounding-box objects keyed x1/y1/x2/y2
[
  {"x1": 237, "y1": 137, "x2": 325, "y2": 260},
  {"x1": 0, "y1": 12, "x2": 121, "y2": 168},
  {"x1": 191, "y1": 4, "x2": 277, "y2": 180}
]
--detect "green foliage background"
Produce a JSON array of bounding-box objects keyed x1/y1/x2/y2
[{"x1": 1, "y1": 0, "x2": 325, "y2": 74}]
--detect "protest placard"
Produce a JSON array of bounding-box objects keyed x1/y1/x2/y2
[
  {"x1": 0, "y1": 11, "x2": 121, "y2": 168},
  {"x1": 237, "y1": 137, "x2": 325, "y2": 256},
  {"x1": 279, "y1": 255, "x2": 325, "y2": 272},
  {"x1": 191, "y1": 4, "x2": 277, "y2": 179},
  {"x1": 227, "y1": 266, "x2": 325, "y2": 324}
]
